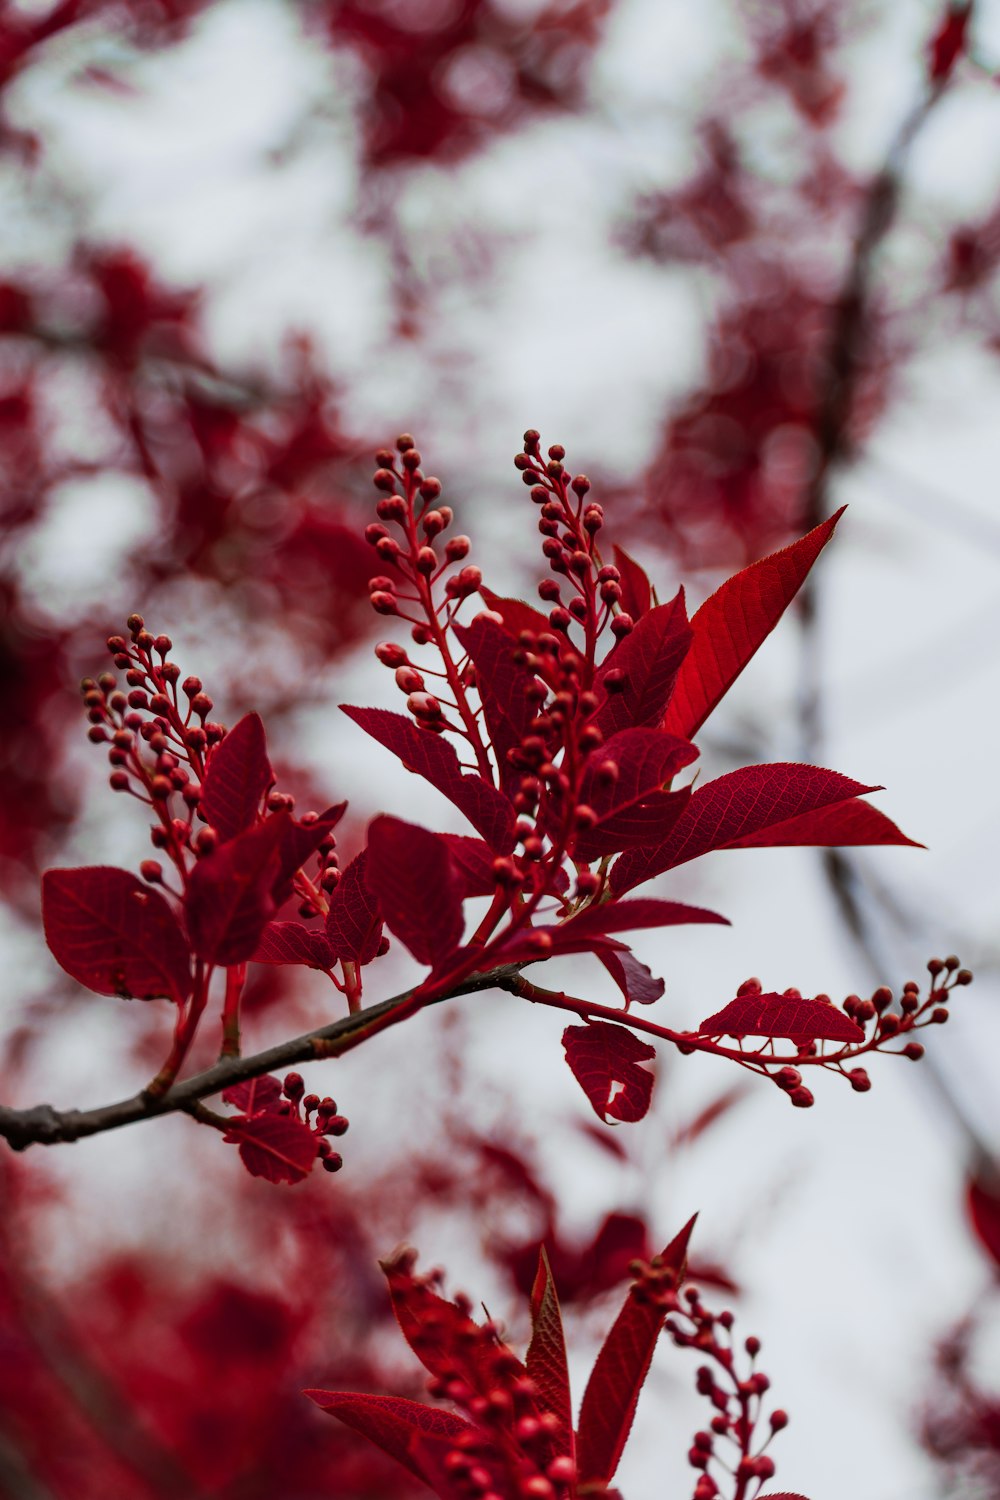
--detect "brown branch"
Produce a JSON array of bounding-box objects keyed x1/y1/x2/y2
[
  {"x1": 0, "y1": 963, "x2": 524, "y2": 1154},
  {"x1": 798, "y1": 59, "x2": 964, "y2": 757}
]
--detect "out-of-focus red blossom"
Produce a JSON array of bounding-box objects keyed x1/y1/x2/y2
[
  {"x1": 748, "y1": 0, "x2": 845, "y2": 125},
  {"x1": 504, "y1": 1210, "x2": 738, "y2": 1305},
  {"x1": 628, "y1": 123, "x2": 755, "y2": 265},
  {"x1": 641, "y1": 266, "x2": 890, "y2": 565},
  {"x1": 0, "y1": 252, "x2": 374, "y2": 886},
  {"x1": 0, "y1": 583, "x2": 77, "y2": 882},
  {"x1": 84, "y1": 248, "x2": 200, "y2": 367},
  {"x1": 0, "y1": 0, "x2": 211, "y2": 98},
  {"x1": 317, "y1": 0, "x2": 612, "y2": 165},
  {"x1": 922, "y1": 1312, "x2": 1000, "y2": 1494},
  {"x1": 0, "y1": 1156, "x2": 426, "y2": 1498},
  {"x1": 944, "y1": 202, "x2": 1000, "y2": 297}
]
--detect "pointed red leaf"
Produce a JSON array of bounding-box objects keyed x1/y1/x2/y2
[
  {"x1": 497, "y1": 898, "x2": 724, "y2": 968},
  {"x1": 325, "y1": 850, "x2": 383, "y2": 965},
  {"x1": 439, "y1": 834, "x2": 497, "y2": 897},
  {"x1": 562, "y1": 1022, "x2": 656, "y2": 1123},
  {"x1": 305, "y1": 1391, "x2": 474, "y2": 1489},
  {"x1": 220, "y1": 1074, "x2": 283, "y2": 1114},
  {"x1": 527, "y1": 1247, "x2": 573, "y2": 1455},
  {"x1": 757, "y1": 1494, "x2": 813, "y2": 1499},
  {"x1": 200, "y1": 712, "x2": 274, "y2": 841},
  {"x1": 725, "y1": 796, "x2": 922, "y2": 851},
  {"x1": 572, "y1": 728, "x2": 697, "y2": 860},
  {"x1": 698, "y1": 993, "x2": 864, "y2": 1043},
  {"x1": 453, "y1": 616, "x2": 539, "y2": 794},
  {"x1": 252, "y1": 921, "x2": 334, "y2": 969},
  {"x1": 185, "y1": 814, "x2": 287, "y2": 965},
  {"x1": 224, "y1": 1110, "x2": 318, "y2": 1183},
  {"x1": 561, "y1": 897, "x2": 729, "y2": 942},
  {"x1": 42, "y1": 867, "x2": 191, "y2": 1003},
  {"x1": 365, "y1": 816, "x2": 464, "y2": 967},
  {"x1": 610, "y1": 763, "x2": 906, "y2": 894},
  {"x1": 341, "y1": 706, "x2": 515, "y2": 852},
  {"x1": 662, "y1": 509, "x2": 844, "y2": 740},
  {"x1": 576, "y1": 1216, "x2": 697, "y2": 1484},
  {"x1": 594, "y1": 591, "x2": 692, "y2": 737},
  {"x1": 598, "y1": 948, "x2": 666, "y2": 1007},
  {"x1": 612, "y1": 544, "x2": 652, "y2": 620}
]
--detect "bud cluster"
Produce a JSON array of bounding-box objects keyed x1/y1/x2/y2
[
  {"x1": 366, "y1": 434, "x2": 481, "y2": 739},
  {"x1": 664, "y1": 1286, "x2": 787, "y2": 1500},
  {"x1": 280, "y1": 1072, "x2": 349, "y2": 1173},
  {"x1": 85, "y1": 617, "x2": 337, "y2": 912},
  {"x1": 82, "y1": 619, "x2": 217, "y2": 877},
  {"x1": 516, "y1": 429, "x2": 628, "y2": 653}
]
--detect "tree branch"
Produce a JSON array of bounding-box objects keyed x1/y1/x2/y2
[{"x1": 0, "y1": 963, "x2": 525, "y2": 1154}]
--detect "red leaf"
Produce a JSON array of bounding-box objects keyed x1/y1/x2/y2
[
  {"x1": 612, "y1": 544, "x2": 652, "y2": 620},
  {"x1": 341, "y1": 706, "x2": 515, "y2": 852},
  {"x1": 560, "y1": 897, "x2": 729, "y2": 942},
  {"x1": 252, "y1": 921, "x2": 334, "y2": 969},
  {"x1": 497, "y1": 898, "x2": 724, "y2": 968},
  {"x1": 365, "y1": 816, "x2": 464, "y2": 967},
  {"x1": 224, "y1": 1111, "x2": 318, "y2": 1184},
  {"x1": 477, "y1": 586, "x2": 552, "y2": 641},
  {"x1": 200, "y1": 712, "x2": 274, "y2": 841},
  {"x1": 670, "y1": 1083, "x2": 750, "y2": 1148},
  {"x1": 325, "y1": 850, "x2": 383, "y2": 965},
  {"x1": 598, "y1": 948, "x2": 666, "y2": 1007},
  {"x1": 439, "y1": 834, "x2": 497, "y2": 897},
  {"x1": 724, "y1": 796, "x2": 922, "y2": 851},
  {"x1": 573, "y1": 728, "x2": 698, "y2": 860},
  {"x1": 594, "y1": 591, "x2": 692, "y2": 737},
  {"x1": 610, "y1": 763, "x2": 908, "y2": 894},
  {"x1": 185, "y1": 815, "x2": 287, "y2": 965},
  {"x1": 698, "y1": 993, "x2": 864, "y2": 1043},
  {"x1": 526, "y1": 1247, "x2": 573, "y2": 1456},
  {"x1": 562, "y1": 1022, "x2": 657, "y2": 1123},
  {"x1": 42, "y1": 867, "x2": 191, "y2": 1003},
  {"x1": 453, "y1": 616, "x2": 539, "y2": 795},
  {"x1": 757, "y1": 1494, "x2": 813, "y2": 1499},
  {"x1": 221, "y1": 1074, "x2": 284, "y2": 1114},
  {"x1": 576, "y1": 1216, "x2": 697, "y2": 1484},
  {"x1": 305, "y1": 1390, "x2": 474, "y2": 1489},
  {"x1": 966, "y1": 1163, "x2": 1000, "y2": 1271},
  {"x1": 662, "y1": 509, "x2": 844, "y2": 740},
  {"x1": 928, "y1": 3, "x2": 971, "y2": 82}
]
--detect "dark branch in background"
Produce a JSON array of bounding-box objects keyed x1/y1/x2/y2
[
  {"x1": 799, "y1": 57, "x2": 963, "y2": 756},
  {"x1": 0, "y1": 965, "x2": 525, "y2": 1153},
  {"x1": 793, "y1": 3, "x2": 998, "y2": 1176}
]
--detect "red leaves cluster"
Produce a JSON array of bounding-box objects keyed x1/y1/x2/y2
[
  {"x1": 40, "y1": 452, "x2": 928, "y2": 1172},
  {"x1": 310, "y1": 1217, "x2": 699, "y2": 1499}
]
